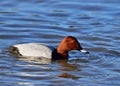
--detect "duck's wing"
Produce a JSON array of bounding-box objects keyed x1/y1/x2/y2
[{"x1": 9, "y1": 43, "x2": 55, "y2": 59}]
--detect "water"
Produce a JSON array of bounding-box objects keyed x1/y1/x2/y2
[{"x1": 0, "y1": 0, "x2": 120, "y2": 86}]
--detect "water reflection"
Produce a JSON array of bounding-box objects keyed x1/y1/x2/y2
[
  {"x1": 56, "y1": 60, "x2": 80, "y2": 79},
  {"x1": 57, "y1": 60, "x2": 78, "y2": 71},
  {"x1": 58, "y1": 73, "x2": 79, "y2": 79},
  {"x1": 14, "y1": 57, "x2": 52, "y2": 64}
]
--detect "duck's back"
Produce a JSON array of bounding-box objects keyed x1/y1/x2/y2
[{"x1": 9, "y1": 43, "x2": 55, "y2": 59}]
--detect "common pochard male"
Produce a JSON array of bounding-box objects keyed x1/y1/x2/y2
[{"x1": 9, "y1": 36, "x2": 89, "y2": 60}]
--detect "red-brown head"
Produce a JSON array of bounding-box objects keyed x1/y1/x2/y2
[{"x1": 57, "y1": 36, "x2": 89, "y2": 59}]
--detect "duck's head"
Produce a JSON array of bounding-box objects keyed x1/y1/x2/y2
[{"x1": 57, "y1": 36, "x2": 89, "y2": 59}]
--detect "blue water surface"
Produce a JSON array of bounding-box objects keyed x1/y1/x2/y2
[{"x1": 0, "y1": 0, "x2": 120, "y2": 86}]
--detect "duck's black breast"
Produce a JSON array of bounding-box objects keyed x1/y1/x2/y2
[{"x1": 52, "y1": 49, "x2": 68, "y2": 60}]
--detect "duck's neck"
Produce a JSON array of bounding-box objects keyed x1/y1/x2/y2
[
  {"x1": 58, "y1": 50, "x2": 68, "y2": 59},
  {"x1": 52, "y1": 49, "x2": 68, "y2": 60}
]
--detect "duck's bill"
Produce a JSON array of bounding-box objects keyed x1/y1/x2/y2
[{"x1": 80, "y1": 49, "x2": 89, "y2": 54}]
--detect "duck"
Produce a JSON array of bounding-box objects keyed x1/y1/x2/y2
[{"x1": 9, "y1": 36, "x2": 89, "y2": 60}]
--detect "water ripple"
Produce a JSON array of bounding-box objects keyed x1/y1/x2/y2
[{"x1": 0, "y1": 0, "x2": 120, "y2": 86}]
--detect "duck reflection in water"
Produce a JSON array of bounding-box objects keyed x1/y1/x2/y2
[{"x1": 57, "y1": 60, "x2": 80, "y2": 79}]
